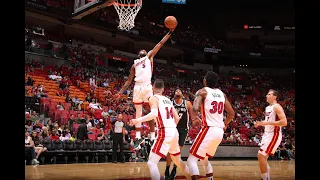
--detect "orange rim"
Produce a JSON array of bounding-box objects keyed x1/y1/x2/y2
[{"x1": 112, "y1": 0, "x2": 142, "y2": 6}]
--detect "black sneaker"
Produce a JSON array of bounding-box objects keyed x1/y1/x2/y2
[
  {"x1": 133, "y1": 138, "x2": 145, "y2": 149},
  {"x1": 170, "y1": 167, "x2": 177, "y2": 180},
  {"x1": 164, "y1": 166, "x2": 170, "y2": 180}
]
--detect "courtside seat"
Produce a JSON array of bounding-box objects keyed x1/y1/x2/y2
[
  {"x1": 80, "y1": 139, "x2": 96, "y2": 163},
  {"x1": 102, "y1": 140, "x2": 113, "y2": 162},
  {"x1": 63, "y1": 140, "x2": 77, "y2": 163},
  {"x1": 52, "y1": 140, "x2": 67, "y2": 163},
  {"x1": 123, "y1": 141, "x2": 133, "y2": 162},
  {"x1": 40, "y1": 139, "x2": 55, "y2": 163},
  {"x1": 93, "y1": 140, "x2": 107, "y2": 162}
]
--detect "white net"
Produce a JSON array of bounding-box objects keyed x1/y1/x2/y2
[{"x1": 113, "y1": 0, "x2": 142, "y2": 31}]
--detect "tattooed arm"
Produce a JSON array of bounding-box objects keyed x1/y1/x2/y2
[{"x1": 192, "y1": 88, "x2": 207, "y2": 113}]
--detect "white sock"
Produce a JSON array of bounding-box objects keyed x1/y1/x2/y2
[
  {"x1": 261, "y1": 173, "x2": 268, "y2": 180},
  {"x1": 136, "y1": 131, "x2": 141, "y2": 139},
  {"x1": 150, "y1": 132, "x2": 156, "y2": 140}
]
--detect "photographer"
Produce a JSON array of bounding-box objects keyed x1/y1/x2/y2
[{"x1": 135, "y1": 133, "x2": 152, "y2": 161}]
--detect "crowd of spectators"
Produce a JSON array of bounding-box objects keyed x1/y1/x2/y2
[{"x1": 25, "y1": 58, "x2": 295, "y2": 163}]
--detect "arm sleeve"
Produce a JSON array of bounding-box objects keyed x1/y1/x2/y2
[{"x1": 136, "y1": 108, "x2": 158, "y2": 123}]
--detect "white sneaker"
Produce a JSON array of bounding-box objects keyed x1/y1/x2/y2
[{"x1": 33, "y1": 159, "x2": 40, "y2": 164}]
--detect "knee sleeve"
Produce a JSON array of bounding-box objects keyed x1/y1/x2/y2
[
  {"x1": 187, "y1": 154, "x2": 200, "y2": 176},
  {"x1": 147, "y1": 152, "x2": 161, "y2": 180}
]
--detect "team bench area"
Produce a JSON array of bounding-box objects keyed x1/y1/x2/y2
[{"x1": 25, "y1": 139, "x2": 134, "y2": 165}]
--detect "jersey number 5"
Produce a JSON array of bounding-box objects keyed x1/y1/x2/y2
[
  {"x1": 165, "y1": 107, "x2": 173, "y2": 119},
  {"x1": 209, "y1": 101, "x2": 224, "y2": 114},
  {"x1": 142, "y1": 63, "x2": 146, "y2": 68}
]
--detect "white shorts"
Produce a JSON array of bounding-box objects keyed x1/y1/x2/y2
[
  {"x1": 259, "y1": 131, "x2": 282, "y2": 156},
  {"x1": 151, "y1": 128, "x2": 180, "y2": 159},
  {"x1": 133, "y1": 83, "x2": 153, "y2": 105},
  {"x1": 189, "y1": 126, "x2": 224, "y2": 160}
]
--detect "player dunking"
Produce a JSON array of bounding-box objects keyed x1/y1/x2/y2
[
  {"x1": 254, "y1": 89, "x2": 287, "y2": 180},
  {"x1": 187, "y1": 71, "x2": 235, "y2": 180},
  {"x1": 114, "y1": 27, "x2": 176, "y2": 147},
  {"x1": 130, "y1": 79, "x2": 191, "y2": 180},
  {"x1": 165, "y1": 89, "x2": 200, "y2": 180}
]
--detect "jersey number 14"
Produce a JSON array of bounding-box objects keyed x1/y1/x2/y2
[{"x1": 165, "y1": 107, "x2": 173, "y2": 119}]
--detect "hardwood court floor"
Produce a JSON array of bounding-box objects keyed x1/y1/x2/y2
[{"x1": 25, "y1": 160, "x2": 295, "y2": 180}]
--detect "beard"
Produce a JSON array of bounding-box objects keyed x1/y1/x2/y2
[{"x1": 174, "y1": 94, "x2": 182, "y2": 99}]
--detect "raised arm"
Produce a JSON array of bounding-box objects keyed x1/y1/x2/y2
[
  {"x1": 192, "y1": 88, "x2": 207, "y2": 112},
  {"x1": 223, "y1": 94, "x2": 235, "y2": 127},
  {"x1": 115, "y1": 64, "x2": 135, "y2": 96},
  {"x1": 147, "y1": 28, "x2": 176, "y2": 59}
]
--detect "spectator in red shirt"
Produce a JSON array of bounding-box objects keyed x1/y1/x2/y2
[
  {"x1": 92, "y1": 108, "x2": 103, "y2": 120},
  {"x1": 50, "y1": 129, "x2": 60, "y2": 141},
  {"x1": 62, "y1": 87, "x2": 70, "y2": 97}
]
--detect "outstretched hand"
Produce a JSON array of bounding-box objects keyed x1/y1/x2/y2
[{"x1": 169, "y1": 25, "x2": 177, "y2": 32}]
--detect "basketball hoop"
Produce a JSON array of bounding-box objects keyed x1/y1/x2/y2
[{"x1": 112, "y1": 0, "x2": 142, "y2": 31}]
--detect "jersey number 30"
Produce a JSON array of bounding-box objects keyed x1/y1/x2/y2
[
  {"x1": 165, "y1": 107, "x2": 173, "y2": 119},
  {"x1": 209, "y1": 101, "x2": 224, "y2": 114}
]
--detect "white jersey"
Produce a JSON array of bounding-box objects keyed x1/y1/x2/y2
[
  {"x1": 134, "y1": 56, "x2": 153, "y2": 84},
  {"x1": 154, "y1": 94, "x2": 177, "y2": 129},
  {"x1": 264, "y1": 104, "x2": 281, "y2": 134},
  {"x1": 201, "y1": 87, "x2": 225, "y2": 128},
  {"x1": 25, "y1": 136, "x2": 31, "y2": 145}
]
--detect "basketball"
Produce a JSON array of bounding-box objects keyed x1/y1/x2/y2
[{"x1": 164, "y1": 16, "x2": 178, "y2": 29}]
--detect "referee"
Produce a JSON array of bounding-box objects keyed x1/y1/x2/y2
[{"x1": 111, "y1": 113, "x2": 125, "y2": 163}]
